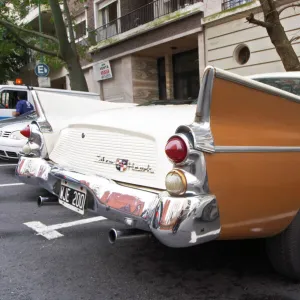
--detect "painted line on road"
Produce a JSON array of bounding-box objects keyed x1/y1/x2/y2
[
  {"x1": 24, "y1": 216, "x2": 107, "y2": 240},
  {"x1": 0, "y1": 164, "x2": 17, "y2": 167},
  {"x1": 0, "y1": 183, "x2": 25, "y2": 187}
]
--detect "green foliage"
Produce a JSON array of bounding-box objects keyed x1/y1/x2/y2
[
  {"x1": 0, "y1": 0, "x2": 90, "y2": 90},
  {"x1": 0, "y1": 27, "x2": 28, "y2": 83}
]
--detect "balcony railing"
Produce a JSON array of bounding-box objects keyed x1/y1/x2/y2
[
  {"x1": 93, "y1": 0, "x2": 202, "y2": 43},
  {"x1": 222, "y1": 0, "x2": 253, "y2": 10}
]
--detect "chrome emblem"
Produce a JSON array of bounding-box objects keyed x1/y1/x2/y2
[
  {"x1": 95, "y1": 155, "x2": 154, "y2": 174},
  {"x1": 116, "y1": 159, "x2": 128, "y2": 172}
]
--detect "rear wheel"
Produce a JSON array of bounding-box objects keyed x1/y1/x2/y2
[{"x1": 266, "y1": 211, "x2": 300, "y2": 281}]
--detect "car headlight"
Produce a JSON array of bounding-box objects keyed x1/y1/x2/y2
[{"x1": 9, "y1": 131, "x2": 26, "y2": 140}]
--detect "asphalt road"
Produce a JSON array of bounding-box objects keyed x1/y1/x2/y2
[{"x1": 1, "y1": 160, "x2": 300, "y2": 300}]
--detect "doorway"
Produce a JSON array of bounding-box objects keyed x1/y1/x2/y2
[{"x1": 173, "y1": 49, "x2": 199, "y2": 100}]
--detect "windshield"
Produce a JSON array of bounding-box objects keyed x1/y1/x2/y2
[
  {"x1": 138, "y1": 99, "x2": 197, "y2": 106},
  {"x1": 0, "y1": 110, "x2": 37, "y2": 127},
  {"x1": 253, "y1": 77, "x2": 300, "y2": 96}
]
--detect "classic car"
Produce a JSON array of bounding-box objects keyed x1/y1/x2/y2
[{"x1": 16, "y1": 66, "x2": 300, "y2": 281}]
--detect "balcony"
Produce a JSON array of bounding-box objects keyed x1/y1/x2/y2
[
  {"x1": 92, "y1": 0, "x2": 203, "y2": 45},
  {"x1": 19, "y1": 4, "x2": 57, "y2": 36},
  {"x1": 222, "y1": 0, "x2": 253, "y2": 10},
  {"x1": 20, "y1": 5, "x2": 50, "y2": 25}
]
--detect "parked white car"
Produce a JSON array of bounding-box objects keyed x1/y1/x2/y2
[{"x1": 0, "y1": 111, "x2": 36, "y2": 160}]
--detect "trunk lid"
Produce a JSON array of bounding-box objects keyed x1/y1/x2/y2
[{"x1": 50, "y1": 104, "x2": 196, "y2": 189}]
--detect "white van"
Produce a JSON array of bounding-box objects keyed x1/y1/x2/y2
[{"x1": 0, "y1": 85, "x2": 101, "y2": 120}]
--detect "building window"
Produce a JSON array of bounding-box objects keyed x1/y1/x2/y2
[
  {"x1": 96, "y1": 0, "x2": 119, "y2": 40},
  {"x1": 74, "y1": 20, "x2": 87, "y2": 39},
  {"x1": 234, "y1": 44, "x2": 250, "y2": 65},
  {"x1": 72, "y1": 13, "x2": 87, "y2": 41},
  {"x1": 222, "y1": 0, "x2": 253, "y2": 10}
]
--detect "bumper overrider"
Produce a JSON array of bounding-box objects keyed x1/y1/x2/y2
[{"x1": 16, "y1": 156, "x2": 220, "y2": 248}]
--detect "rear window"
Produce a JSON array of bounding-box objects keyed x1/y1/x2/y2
[{"x1": 253, "y1": 78, "x2": 300, "y2": 96}]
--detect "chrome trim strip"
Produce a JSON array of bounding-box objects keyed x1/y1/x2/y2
[
  {"x1": 215, "y1": 146, "x2": 300, "y2": 153},
  {"x1": 214, "y1": 67, "x2": 300, "y2": 104},
  {"x1": 176, "y1": 66, "x2": 216, "y2": 153},
  {"x1": 195, "y1": 66, "x2": 215, "y2": 123}
]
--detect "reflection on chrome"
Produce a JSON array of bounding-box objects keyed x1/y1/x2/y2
[{"x1": 16, "y1": 155, "x2": 221, "y2": 248}]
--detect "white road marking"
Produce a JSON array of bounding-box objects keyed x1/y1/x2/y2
[
  {"x1": 0, "y1": 164, "x2": 17, "y2": 167},
  {"x1": 24, "y1": 216, "x2": 107, "y2": 240},
  {"x1": 0, "y1": 183, "x2": 25, "y2": 187}
]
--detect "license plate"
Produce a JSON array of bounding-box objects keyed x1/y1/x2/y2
[{"x1": 59, "y1": 181, "x2": 87, "y2": 215}]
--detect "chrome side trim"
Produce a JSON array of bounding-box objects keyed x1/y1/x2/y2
[
  {"x1": 215, "y1": 146, "x2": 300, "y2": 153},
  {"x1": 176, "y1": 66, "x2": 216, "y2": 153},
  {"x1": 31, "y1": 90, "x2": 53, "y2": 133},
  {"x1": 214, "y1": 66, "x2": 300, "y2": 104}
]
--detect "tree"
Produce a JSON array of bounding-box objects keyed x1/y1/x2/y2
[
  {"x1": 0, "y1": 27, "x2": 28, "y2": 83},
  {"x1": 246, "y1": 0, "x2": 300, "y2": 71},
  {"x1": 0, "y1": 0, "x2": 89, "y2": 91}
]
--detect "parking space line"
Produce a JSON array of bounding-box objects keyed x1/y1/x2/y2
[
  {"x1": 0, "y1": 164, "x2": 17, "y2": 167},
  {"x1": 0, "y1": 183, "x2": 25, "y2": 187},
  {"x1": 24, "y1": 216, "x2": 107, "y2": 240}
]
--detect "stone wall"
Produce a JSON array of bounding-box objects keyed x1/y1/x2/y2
[
  {"x1": 101, "y1": 56, "x2": 134, "y2": 102},
  {"x1": 132, "y1": 56, "x2": 159, "y2": 104}
]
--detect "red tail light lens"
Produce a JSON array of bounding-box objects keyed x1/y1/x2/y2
[
  {"x1": 20, "y1": 125, "x2": 31, "y2": 138},
  {"x1": 165, "y1": 136, "x2": 188, "y2": 164}
]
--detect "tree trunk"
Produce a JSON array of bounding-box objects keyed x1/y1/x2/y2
[
  {"x1": 260, "y1": 0, "x2": 300, "y2": 71},
  {"x1": 48, "y1": 0, "x2": 89, "y2": 91},
  {"x1": 66, "y1": 52, "x2": 89, "y2": 92}
]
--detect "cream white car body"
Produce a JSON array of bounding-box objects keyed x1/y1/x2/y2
[{"x1": 50, "y1": 104, "x2": 196, "y2": 189}]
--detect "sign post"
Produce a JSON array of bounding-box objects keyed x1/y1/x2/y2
[{"x1": 35, "y1": 63, "x2": 50, "y2": 88}]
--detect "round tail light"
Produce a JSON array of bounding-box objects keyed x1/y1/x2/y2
[
  {"x1": 165, "y1": 136, "x2": 188, "y2": 164},
  {"x1": 20, "y1": 125, "x2": 31, "y2": 138}
]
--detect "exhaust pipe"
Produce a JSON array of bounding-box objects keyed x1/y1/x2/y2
[
  {"x1": 37, "y1": 196, "x2": 59, "y2": 207},
  {"x1": 108, "y1": 228, "x2": 151, "y2": 244}
]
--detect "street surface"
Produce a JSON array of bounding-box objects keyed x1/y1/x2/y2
[{"x1": 1, "y1": 160, "x2": 300, "y2": 300}]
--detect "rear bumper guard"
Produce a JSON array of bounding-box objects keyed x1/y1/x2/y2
[{"x1": 16, "y1": 157, "x2": 220, "y2": 248}]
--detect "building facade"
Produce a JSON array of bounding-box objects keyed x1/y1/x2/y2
[
  {"x1": 19, "y1": 0, "x2": 300, "y2": 103},
  {"x1": 203, "y1": 0, "x2": 300, "y2": 76}
]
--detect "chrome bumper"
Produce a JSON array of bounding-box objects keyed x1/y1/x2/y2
[{"x1": 16, "y1": 157, "x2": 220, "y2": 248}]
